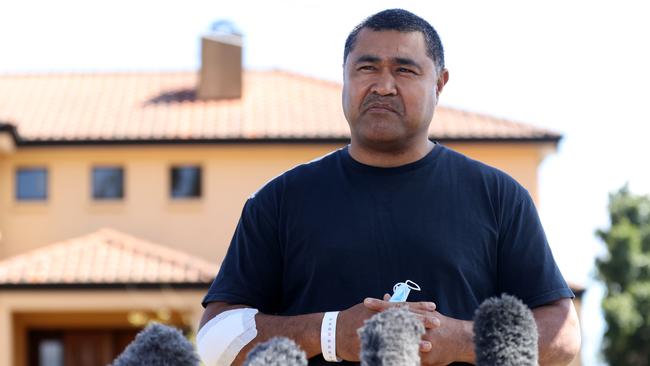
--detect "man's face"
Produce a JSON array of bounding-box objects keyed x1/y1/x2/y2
[{"x1": 342, "y1": 29, "x2": 447, "y2": 151}]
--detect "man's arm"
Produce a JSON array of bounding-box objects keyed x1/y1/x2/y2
[
  {"x1": 199, "y1": 299, "x2": 438, "y2": 365},
  {"x1": 534, "y1": 298, "x2": 582, "y2": 366},
  {"x1": 199, "y1": 302, "x2": 324, "y2": 365},
  {"x1": 364, "y1": 297, "x2": 581, "y2": 366}
]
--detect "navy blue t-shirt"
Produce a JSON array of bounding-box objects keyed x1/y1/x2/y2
[{"x1": 203, "y1": 144, "x2": 573, "y2": 365}]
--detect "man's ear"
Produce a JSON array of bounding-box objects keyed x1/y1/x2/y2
[{"x1": 435, "y1": 69, "x2": 450, "y2": 98}]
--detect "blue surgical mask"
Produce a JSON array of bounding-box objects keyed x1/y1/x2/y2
[{"x1": 389, "y1": 280, "x2": 421, "y2": 302}]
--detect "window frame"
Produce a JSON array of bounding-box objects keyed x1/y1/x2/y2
[
  {"x1": 15, "y1": 166, "x2": 48, "y2": 201},
  {"x1": 91, "y1": 165, "x2": 125, "y2": 201},
  {"x1": 169, "y1": 164, "x2": 203, "y2": 200}
]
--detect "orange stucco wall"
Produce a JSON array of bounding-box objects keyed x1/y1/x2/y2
[{"x1": 0, "y1": 142, "x2": 554, "y2": 264}]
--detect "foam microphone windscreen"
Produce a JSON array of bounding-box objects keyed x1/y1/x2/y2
[
  {"x1": 473, "y1": 294, "x2": 538, "y2": 366},
  {"x1": 243, "y1": 336, "x2": 308, "y2": 366},
  {"x1": 110, "y1": 322, "x2": 199, "y2": 366},
  {"x1": 358, "y1": 306, "x2": 425, "y2": 366}
]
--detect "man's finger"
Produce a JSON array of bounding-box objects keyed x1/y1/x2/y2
[
  {"x1": 363, "y1": 297, "x2": 389, "y2": 311},
  {"x1": 364, "y1": 298, "x2": 437, "y2": 313},
  {"x1": 407, "y1": 301, "x2": 436, "y2": 311},
  {"x1": 383, "y1": 293, "x2": 391, "y2": 301},
  {"x1": 419, "y1": 341, "x2": 432, "y2": 352},
  {"x1": 405, "y1": 308, "x2": 437, "y2": 318},
  {"x1": 414, "y1": 314, "x2": 441, "y2": 329}
]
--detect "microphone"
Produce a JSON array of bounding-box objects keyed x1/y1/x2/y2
[
  {"x1": 110, "y1": 322, "x2": 199, "y2": 366},
  {"x1": 243, "y1": 336, "x2": 308, "y2": 366},
  {"x1": 473, "y1": 294, "x2": 538, "y2": 366},
  {"x1": 358, "y1": 306, "x2": 425, "y2": 366}
]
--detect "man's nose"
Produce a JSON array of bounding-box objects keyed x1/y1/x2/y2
[{"x1": 370, "y1": 70, "x2": 397, "y2": 96}]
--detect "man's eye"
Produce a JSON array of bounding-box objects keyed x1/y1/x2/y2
[
  {"x1": 358, "y1": 65, "x2": 376, "y2": 71},
  {"x1": 397, "y1": 67, "x2": 415, "y2": 74}
]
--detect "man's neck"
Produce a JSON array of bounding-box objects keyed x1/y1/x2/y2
[{"x1": 348, "y1": 140, "x2": 435, "y2": 168}]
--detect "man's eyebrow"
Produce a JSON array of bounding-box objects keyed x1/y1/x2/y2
[
  {"x1": 353, "y1": 55, "x2": 423, "y2": 70},
  {"x1": 354, "y1": 55, "x2": 381, "y2": 64}
]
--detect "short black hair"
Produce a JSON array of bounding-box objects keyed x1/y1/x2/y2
[{"x1": 344, "y1": 9, "x2": 445, "y2": 72}]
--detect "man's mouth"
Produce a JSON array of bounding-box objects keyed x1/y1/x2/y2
[{"x1": 365, "y1": 103, "x2": 399, "y2": 114}]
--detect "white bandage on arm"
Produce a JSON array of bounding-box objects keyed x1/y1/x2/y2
[{"x1": 196, "y1": 308, "x2": 259, "y2": 366}]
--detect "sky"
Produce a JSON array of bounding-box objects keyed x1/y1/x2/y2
[{"x1": 2, "y1": 0, "x2": 650, "y2": 364}]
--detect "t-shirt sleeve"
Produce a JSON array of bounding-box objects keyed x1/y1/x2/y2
[
  {"x1": 201, "y1": 185, "x2": 283, "y2": 313},
  {"x1": 497, "y1": 190, "x2": 574, "y2": 309}
]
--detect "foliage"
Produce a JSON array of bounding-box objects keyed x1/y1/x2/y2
[{"x1": 596, "y1": 185, "x2": 650, "y2": 365}]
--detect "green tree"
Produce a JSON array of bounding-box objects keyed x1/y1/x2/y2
[{"x1": 596, "y1": 185, "x2": 650, "y2": 365}]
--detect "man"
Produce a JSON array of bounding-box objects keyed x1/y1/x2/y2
[{"x1": 198, "y1": 9, "x2": 581, "y2": 366}]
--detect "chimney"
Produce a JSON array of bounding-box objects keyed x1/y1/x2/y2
[{"x1": 197, "y1": 25, "x2": 243, "y2": 100}]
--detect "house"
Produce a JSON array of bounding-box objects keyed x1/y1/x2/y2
[{"x1": 0, "y1": 32, "x2": 578, "y2": 365}]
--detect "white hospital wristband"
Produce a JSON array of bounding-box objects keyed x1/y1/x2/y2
[{"x1": 321, "y1": 311, "x2": 342, "y2": 362}]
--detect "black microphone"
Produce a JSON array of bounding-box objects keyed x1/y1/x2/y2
[
  {"x1": 473, "y1": 294, "x2": 538, "y2": 366},
  {"x1": 358, "y1": 306, "x2": 425, "y2": 366},
  {"x1": 243, "y1": 336, "x2": 308, "y2": 366},
  {"x1": 110, "y1": 322, "x2": 199, "y2": 366}
]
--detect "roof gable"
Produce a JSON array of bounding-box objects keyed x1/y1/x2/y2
[{"x1": 0, "y1": 229, "x2": 218, "y2": 288}]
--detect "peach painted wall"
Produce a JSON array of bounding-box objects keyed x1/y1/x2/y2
[{"x1": 0, "y1": 142, "x2": 555, "y2": 264}]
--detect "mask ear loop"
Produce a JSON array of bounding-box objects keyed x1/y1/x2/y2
[
  {"x1": 392, "y1": 280, "x2": 422, "y2": 293},
  {"x1": 405, "y1": 280, "x2": 421, "y2": 292}
]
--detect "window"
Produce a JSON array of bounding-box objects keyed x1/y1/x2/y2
[
  {"x1": 170, "y1": 165, "x2": 202, "y2": 199},
  {"x1": 92, "y1": 166, "x2": 124, "y2": 200},
  {"x1": 16, "y1": 167, "x2": 48, "y2": 200},
  {"x1": 39, "y1": 339, "x2": 64, "y2": 366}
]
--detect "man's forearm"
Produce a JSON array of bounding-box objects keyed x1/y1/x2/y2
[
  {"x1": 455, "y1": 319, "x2": 476, "y2": 364},
  {"x1": 533, "y1": 298, "x2": 582, "y2": 366},
  {"x1": 230, "y1": 312, "x2": 324, "y2": 365},
  {"x1": 199, "y1": 302, "x2": 325, "y2": 365}
]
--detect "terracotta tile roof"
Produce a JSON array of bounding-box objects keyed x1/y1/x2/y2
[
  {"x1": 0, "y1": 229, "x2": 218, "y2": 287},
  {"x1": 0, "y1": 70, "x2": 560, "y2": 143}
]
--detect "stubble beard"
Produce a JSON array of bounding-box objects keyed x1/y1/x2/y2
[{"x1": 352, "y1": 114, "x2": 415, "y2": 154}]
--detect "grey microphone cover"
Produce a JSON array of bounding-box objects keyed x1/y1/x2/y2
[
  {"x1": 111, "y1": 322, "x2": 199, "y2": 366},
  {"x1": 358, "y1": 306, "x2": 425, "y2": 366},
  {"x1": 243, "y1": 336, "x2": 308, "y2": 366},
  {"x1": 473, "y1": 294, "x2": 539, "y2": 366}
]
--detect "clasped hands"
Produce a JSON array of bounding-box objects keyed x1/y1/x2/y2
[{"x1": 336, "y1": 294, "x2": 468, "y2": 365}]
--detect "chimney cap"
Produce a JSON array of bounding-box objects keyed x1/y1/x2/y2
[
  {"x1": 202, "y1": 33, "x2": 242, "y2": 47},
  {"x1": 210, "y1": 20, "x2": 242, "y2": 37}
]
